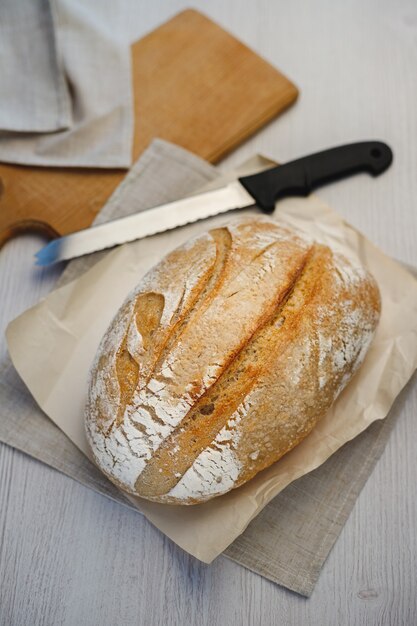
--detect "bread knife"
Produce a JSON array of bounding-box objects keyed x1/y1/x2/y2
[{"x1": 35, "y1": 141, "x2": 393, "y2": 266}]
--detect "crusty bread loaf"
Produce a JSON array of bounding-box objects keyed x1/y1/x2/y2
[{"x1": 85, "y1": 217, "x2": 381, "y2": 505}]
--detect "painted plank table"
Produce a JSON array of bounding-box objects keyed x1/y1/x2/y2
[{"x1": 1, "y1": 1, "x2": 416, "y2": 623}]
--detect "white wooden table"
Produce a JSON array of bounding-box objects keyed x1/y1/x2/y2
[{"x1": 1, "y1": 1, "x2": 416, "y2": 624}]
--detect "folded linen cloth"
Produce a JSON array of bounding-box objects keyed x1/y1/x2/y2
[
  {"x1": 1, "y1": 140, "x2": 415, "y2": 596},
  {"x1": 0, "y1": 0, "x2": 133, "y2": 167}
]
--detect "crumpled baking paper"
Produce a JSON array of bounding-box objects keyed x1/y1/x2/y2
[{"x1": 6, "y1": 171, "x2": 417, "y2": 563}]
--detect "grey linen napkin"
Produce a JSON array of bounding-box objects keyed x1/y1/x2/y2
[
  {"x1": 0, "y1": 139, "x2": 411, "y2": 596},
  {"x1": 0, "y1": 0, "x2": 133, "y2": 168}
]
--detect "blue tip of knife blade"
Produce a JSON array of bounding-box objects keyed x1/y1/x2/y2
[{"x1": 34, "y1": 239, "x2": 62, "y2": 266}]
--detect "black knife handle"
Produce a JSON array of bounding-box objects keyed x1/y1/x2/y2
[{"x1": 238, "y1": 141, "x2": 393, "y2": 213}]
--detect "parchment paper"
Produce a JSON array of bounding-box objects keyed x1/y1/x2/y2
[{"x1": 6, "y1": 168, "x2": 417, "y2": 563}]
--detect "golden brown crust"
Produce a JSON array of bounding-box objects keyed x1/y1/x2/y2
[{"x1": 85, "y1": 217, "x2": 381, "y2": 505}]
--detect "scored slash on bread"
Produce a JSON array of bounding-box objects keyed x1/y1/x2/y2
[{"x1": 85, "y1": 217, "x2": 381, "y2": 505}]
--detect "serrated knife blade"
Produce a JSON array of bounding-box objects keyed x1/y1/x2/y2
[{"x1": 35, "y1": 181, "x2": 254, "y2": 266}]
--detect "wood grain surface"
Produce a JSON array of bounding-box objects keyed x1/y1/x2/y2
[
  {"x1": 1, "y1": 0, "x2": 417, "y2": 624},
  {"x1": 0, "y1": 8, "x2": 297, "y2": 247}
]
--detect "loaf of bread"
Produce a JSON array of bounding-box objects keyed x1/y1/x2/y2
[{"x1": 85, "y1": 217, "x2": 381, "y2": 505}]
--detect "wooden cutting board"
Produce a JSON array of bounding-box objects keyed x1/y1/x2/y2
[{"x1": 0, "y1": 9, "x2": 298, "y2": 247}]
